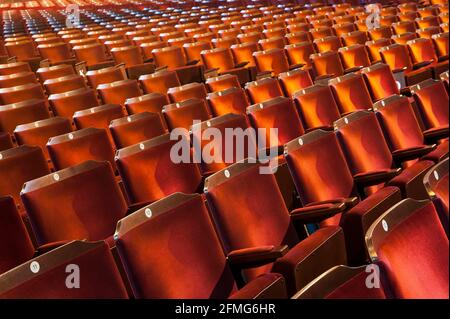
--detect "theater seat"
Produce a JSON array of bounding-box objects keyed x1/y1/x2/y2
[
  {"x1": 116, "y1": 133, "x2": 202, "y2": 205},
  {"x1": 0, "y1": 240, "x2": 128, "y2": 298},
  {"x1": 278, "y1": 68, "x2": 313, "y2": 97},
  {"x1": 48, "y1": 87, "x2": 100, "y2": 118},
  {"x1": 245, "y1": 77, "x2": 284, "y2": 104},
  {"x1": 0, "y1": 99, "x2": 50, "y2": 135},
  {"x1": 0, "y1": 132, "x2": 13, "y2": 151},
  {"x1": 0, "y1": 196, "x2": 35, "y2": 274},
  {"x1": 110, "y1": 112, "x2": 167, "y2": 149},
  {"x1": 335, "y1": 111, "x2": 435, "y2": 199},
  {"x1": 361, "y1": 63, "x2": 400, "y2": 102},
  {"x1": 0, "y1": 145, "x2": 50, "y2": 209},
  {"x1": 97, "y1": 79, "x2": 142, "y2": 105},
  {"x1": 410, "y1": 79, "x2": 449, "y2": 142},
  {"x1": 115, "y1": 193, "x2": 287, "y2": 299},
  {"x1": 423, "y1": 158, "x2": 449, "y2": 225},
  {"x1": 365, "y1": 199, "x2": 449, "y2": 299},
  {"x1": 293, "y1": 265, "x2": 388, "y2": 299},
  {"x1": 284, "y1": 129, "x2": 402, "y2": 264},
  {"x1": 207, "y1": 87, "x2": 250, "y2": 116},
  {"x1": 125, "y1": 93, "x2": 169, "y2": 116},
  {"x1": 205, "y1": 74, "x2": 241, "y2": 92},
  {"x1": 373, "y1": 95, "x2": 448, "y2": 163},
  {"x1": 21, "y1": 160, "x2": 127, "y2": 246},
  {"x1": 139, "y1": 70, "x2": 181, "y2": 95},
  {"x1": 204, "y1": 161, "x2": 348, "y2": 295},
  {"x1": 14, "y1": 117, "x2": 72, "y2": 160},
  {"x1": 47, "y1": 127, "x2": 116, "y2": 171},
  {"x1": 167, "y1": 82, "x2": 208, "y2": 103}
]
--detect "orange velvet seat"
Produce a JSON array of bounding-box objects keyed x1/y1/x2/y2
[
  {"x1": 361, "y1": 63, "x2": 400, "y2": 101},
  {"x1": 293, "y1": 84, "x2": 341, "y2": 131},
  {"x1": 139, "y1": 70, "x2": 181, "y2": 95},
  {"x1": 163, "y1": 98, "x2": 212, "y2": 130},
  {"x1": 0, "y1": 145, "x2": 50, "y2": 208},
  {"x1": 207, "y1": 87, "x2": 250, "y2": 116},
  {"x1": 0, "y1": 99, "x2": 50, "y2": 135},
  {"x1": 278, "y1": 68, "x2": 313, "y2": 97},
  {"x1": 124, "y1": 93, "x2": 169, "y2": 116},
  {"x1": 245, "y1": 77, "x2": 284, "y2": 104},
  {"x1": 167, "y1": 82, "x2": 208, "y2": 103},
  {"x1": 204, "y1": 161, "x2": 348, "y2": 295}
]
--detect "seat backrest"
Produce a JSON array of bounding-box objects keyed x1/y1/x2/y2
[
  {"x1": 0, "y1": 196, "x2": 35, "y2": 274},
  {"x1": 365, "y1": 38, "x2": 393, "y2": 62},
  {"x1": 253, "y1": 48, "x2": 290, "y2": 76},
  {"x1": 293, "y1": 265, "x2": 387, "y2": 299},
  {"x1": 245, "y1": 77, "x2": 284, "y2": 104},
  {"x1": 85, "y1": 66, "x2": 126, "y2": 89},
  {"x1": 247, "y1": 96, "x2": 304, "y2": 148},
  {"x1": 278, "y1": 68, "x2": 313, "y2": 97},
  {"x1": 338, "y1": 44, "x2": 371, "y2": 69},
  {"x1": 432, "y1": 32, "x2": 449, "y2": 58},
  {"x1": 190, "y1": 113, "x2": 257, "y2": 175},
  {"x1": 152, "y1": 46, "x2": 187, "y2": 68},
  {"x1": 48, "y1": 87, "x2": 100, "y2": 118},
  {"x1": 423, "y1": 158, "x2": 449, "y2": 214},
  {"x1": 329, "y1": 73, "x2": 374, "y2": 114},
  {"x1": 0, "y1": 240, "x2": 128, "y2": 298},
  {"x1": 201, "y1": 48, "x2": 236, "y2": 73},
  {"x1": 0, "y1": 83, "x2": 46, "y2": 105},
  {"x1": 311, "y1": 51, "x2": 344, "y2": 78},
  {"x1": 43, "y1": 74, "x2": 87, "y2": 95},
  {"x1": 21, "y1": 160, "x2": 127, "y2": 245},
  {"x1": 380, "y1": 43, "x2": 414, "y2": 72},
  {"x1": 361, "y1": 63, "x2": 400, "y2": 101},
  {"x1": 284, "y1": 129, "x2": 356, "y2": 205},
  {"x1": 163, "y1": 98, "x2": 212, "y2": 130},
  {"x1": 0, "y1": 99, "x2": 50, "y2": 135},
  {"x1": 314, "y1": 36, "x2": 342, "y2": 53},
  {"x1": 231, "y1": 42, "x2": 259, "y2": 67},
  {"x1": 407, "y1": 38, "x2": 438, "y2": 64},
  {"x1": 109, "y1": 112, "x2": 167, "y2": 148},
  {"x1": 139, "y1": 70, "x2": 181, "y2": 95},
  {"x1": 0, "y1": 145, "x2": 50, "y2": 207},
  {"x1": 410, "y1": 79, "x2": 449, "y2": 129},
  {"x1": 47, "y1": 127, "x2": 116, "y2": 171},
  {"x1": 14, "y1": 117, "x2": 72, "y2": 160},
  {"x1": 204, "y1": 161, "x2": 299, "y2": 280},
  {"x1": 36, "y1": 64, "x2": 75, "y2": 82},
  {"x1": 293, "y1": 84, "x2": 341, "y2": 130},
  {"x1": 284, "y1": 42, "x2": 316, "y2": 67},
  {"x1": 373, "y1": 95, "x2": 425, "y2": 151},
  {"x1": 366, "y1": 199, "x2": 449, "y2": 299},
  {"x1": 207, "y1": 87, "x2": 250, "y2": 116},
  {"x1": 335, "y1": 111, "x2": 394, "y2": 175},
  {"x1": 111, "y1": 45, "x2": 144, "y2": 67},
  {"x1": 97, "y1": 79, "x2": 142, "y2": 105},
  {"x1": 115, "y1": 192, "x2": 238, "y2": 298},
  {"x1": 125, "y1": 92, "x2": 169, "y2": 115},
  {"x1": 167, "y1": 82, "x2": 208, "y2": 102},
  {"x1": 205, "y1": 74, "x2": 241, "y2": 92},
  {"x1": 116, "y1": 133, "x2": 202, "y2": 204}
]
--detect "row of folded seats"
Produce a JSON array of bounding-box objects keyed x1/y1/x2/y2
[{"x1": 0, "y1": 1, "x2": 448, "y2": 299}]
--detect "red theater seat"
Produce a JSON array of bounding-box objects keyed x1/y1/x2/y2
[
  {"x1": 278, "y1": 68, "x2": 313, "y2": 97},
  {"x1": 207, "y1": 87, "x2": 250, "y2": 116},
  {"x1": 204, "y1": 161, "x2": 348, "y2": 295},
  {"x1": 97, "y1": 79, "x2": 142, "y2": 105},
  {"x1": 14, "y1": 117, "x2": 72, "y2": 160},
  {"x1": 36, "y1": 64, "x2": 75, "y2": 83},
  {"x1": 293, "y1": 85, "x2": 341, "y2": 131},
  {"x1": 205, "y1": 74, "x2": 241, "y2": 92},
  {"x1": 284, "y1": 129, "x2": 402, "y2": 264},
  {"x1": 163, "y1": 98, "x2": 211, "y2": 131},
  {"x1": 365, "y1": 199, "x2": 449, "y2": 299},
  {"x1": 48, "y1": 88, "x2": 100, "y2": 118},
  {"x1": 21, "y1": 161, "x2": 127, "y2": 246},
  {"x1": 47, "y1": 127, "x2": 116, "y2": 171},
  {"x1": 167, "y1": 82, "x2": 208, "y2": 102},
  {"x1": 109, "y1": 112, "x2": 167, "y2": 149},
  {"x1": 0, "y1": 83, "x2": 45, "y2": 105},
  {"x1": 0, "y1": 145, "x2": 50, "y2": 208},
  {"x1": 125, "y1": 93, "x2": 169, "y2": 116},
  {"x1": 86, "y1": 66, "x2": 126, "y2": 89},
  {"x1": 0, "y1": 99, "x2": 50, "y2": 135},
  {"x1": 0, "y1": 196, "x2": 35, "y2": 274},
  {"x1": 116, "y1": 134, "x2": 202, "y2": 205},
  {"x1": 423, "y1": 158, "x2": 449, "y2": 223},
  {"x1": 293, "y1": 265, "x2": 387, "y2": 299},
  {"x1": 139, "y1": 70, "x2": 181, "y2": 95},
  {"x1": 361, "y1": 63, "x2": 400, "y2": 101},
  {"x1": 245, "y1": 77, "x2": 284, "y2": 104},
  {"x1": 335, "y1": 111, "x2": 435, "y2": 199},
  {"x1": 115, "y1": 193, "x2": 287, "y2": 299},
  {"x1": 0, "y1": 241, "x2": 128, "y2": 298}
]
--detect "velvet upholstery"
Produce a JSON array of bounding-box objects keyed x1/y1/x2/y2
[
  {"x1": 163, "y1": 98, "x2": 212, "y2": 130},
  {"x1": 21, "y1": 160, "x2": 127, "y2": 245},
  {"x1": 329, "y1": 73, "x2": 374, "y2": 115},
  {"x1": 245, "y1": 77, "x2": 284, "y2": 104},
  {"x1": 110, "y1": 112, "x2": 167, "y2": 149},
  {"x1": 293, "y1": 85, "x2": 341, "y2": 130},
  {"x1": 311, "y1": 51, "x2": 344, "y2": 78},
  {"x1": 14, "y1": 117, "x2": 72, "y2": 160},
  {"x1": 97, "y1": 79, "x2": 142, "y2": 105},
  {"x1": 0, "y1": 241, "x2": 128, "y2": 298},
  {"x1": 167, "y1": 82, "x2": 208, "y2": 103},
  {"x1": 139, "y1": 70, "x2": 181, "y2": 95},
  {"x1": 47, "y1": 127, "x2": 116, "y2": 171},
  {"x1": 0, "y1": 196, "x2": 35, "y2": 274},
  {"x1": 0, "y1": 145, "x2": 50, "y2": 208},
  {"x1": 125, "y1": 93, "x2": 169, "y2": 115},
  {"x1": 367, "y1": 200, "x2": 449, "y2": 299},
  {"x1": 116, "y1": 133, "x2": 202, "y2": 204},
  {"x1": 48, "y1": 87, "x2": 100, "y2": 118},
  {"x1": 207, "y1": 87, "x2": 250, "y2": 116},
  {"x1": 0, "y1": 99, "x2": 50, "y2": 135},
  {"x1": 361, "y1": 63, "x2": 400, "y2": 102},
  {"x1": 278, "y1": 68, "x2": 313, "y2": 97},
  {"x1": 247, "y1": 96, "x2": 304, "y2": 148}
]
